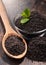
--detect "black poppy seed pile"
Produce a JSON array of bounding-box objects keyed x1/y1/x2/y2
[
  {"x1": 15, "y1": 11, "x2": 46, "y2": 34},
  {"x1": 27, "y1": 36, "x2": 46, "y2": 61},
  {"x1": 5, "y1": 35, "x2": 25, "y2": 56}
]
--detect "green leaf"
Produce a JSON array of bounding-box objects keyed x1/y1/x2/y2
[
  {"x1": 20, "y1": 18, "x2": 29, "y2": 24},
  {"x1": 21, "y1": 8, "x2": 31, "y2": 18}
]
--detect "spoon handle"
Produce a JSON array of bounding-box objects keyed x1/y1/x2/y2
[{"x1": 0, "y1": 0, "x2": 12, "y2": 32}]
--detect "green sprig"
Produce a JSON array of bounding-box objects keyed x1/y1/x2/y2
[{"x1": 20, "y1": 8, "x2": 31, "y2": 24}]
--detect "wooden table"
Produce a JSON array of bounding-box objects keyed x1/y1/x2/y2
[{"x1": 0, "y1": 0, "x2": 46, "y2": 65}]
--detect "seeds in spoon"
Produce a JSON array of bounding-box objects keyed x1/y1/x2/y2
[{"x1": 5, "y1": 35, "x2": 25, "y2": 56}]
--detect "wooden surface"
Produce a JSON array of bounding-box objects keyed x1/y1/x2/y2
[{"x1": 0, "y1": 0, "x2": 46, "y2": 65}]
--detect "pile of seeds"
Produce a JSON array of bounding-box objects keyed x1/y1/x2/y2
[
  {"x1": 27, "y1": 36, "x2": 46, "y2": 61},
  {"x1": 5, "y1": 35, "x2": 25, "y2": 56}
]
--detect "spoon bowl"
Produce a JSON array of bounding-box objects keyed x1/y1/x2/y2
[{"x1": 2, "y1": 33, "x2": 27, "y2": 59}]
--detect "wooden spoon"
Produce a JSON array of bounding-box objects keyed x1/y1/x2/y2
[{"x1": 0, "y1": 0, "x2": 27, "y2": 59}]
